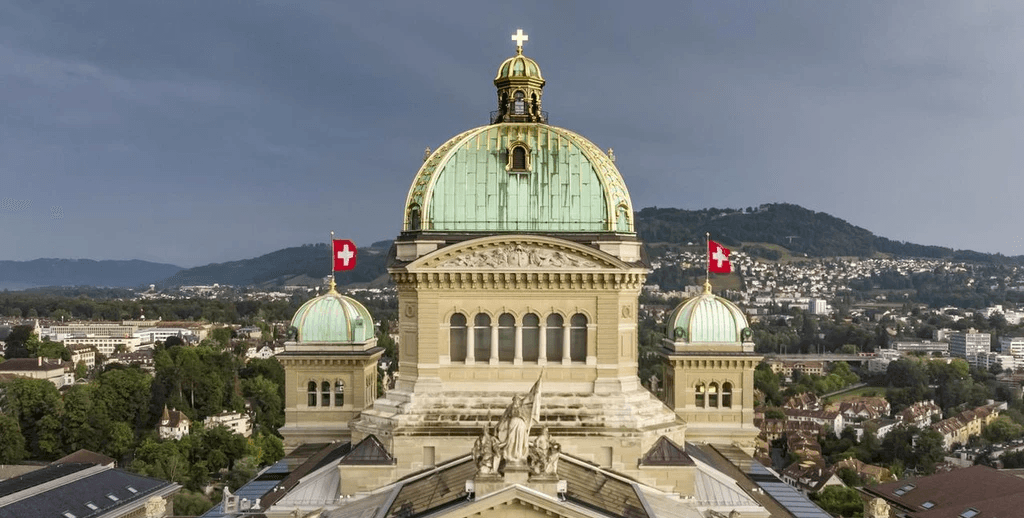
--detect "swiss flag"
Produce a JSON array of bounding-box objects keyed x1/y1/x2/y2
[
  {"x1": 708, "y1": 240, "x2": 731, "y2": 274},
  {"x1": 333, "y1": 240, "x2": 357, "y2": 271}
]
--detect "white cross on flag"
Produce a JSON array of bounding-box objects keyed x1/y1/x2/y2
[
  {"x1": 708, "y1": 239, "x2": 731, "y2": 274},
  {"x1": 333, "y1": 239, "x2": 357, "y2": 271}
]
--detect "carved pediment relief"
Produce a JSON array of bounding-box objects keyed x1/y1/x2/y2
[{"x1": 438, "y1": 244, "x2": 598, "y2": 269}]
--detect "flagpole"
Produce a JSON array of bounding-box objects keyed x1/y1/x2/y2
[
  {"x1": 329, "y1": 230, "x2": 337, "y2": 293},
  {"x1": 705, "y1": 232, "x2": 711, "y2": 286}
]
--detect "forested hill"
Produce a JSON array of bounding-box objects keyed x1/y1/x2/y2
[
  {"x1": 637, "y1": 203, "x2": 1021, "y2": 263},
  {"x1": 0, "y1": 259, "x2": 182, "y2": 290},
  {"x1": 159, "y1": 241, "x2": 391, "y2": 288}
]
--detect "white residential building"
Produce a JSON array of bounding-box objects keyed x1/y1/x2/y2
[
  {"x1": 63, "y1": 336, "x2": 141, "y2": 355},
  {"x1": 205, "y1": 411, "x2": 253, "y2": 437},
  {"x1": 135, "y1": 327, "x2": 198, "y2": 344},
  {"x1": 949, "y1": 331, "x2": 991, "y2": 367},
  {"x1": 999, "y1": 336, "x2": 1024, "y2": 358}
]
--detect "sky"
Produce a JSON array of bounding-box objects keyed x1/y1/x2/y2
[{"x1": 1, "y1": 1, "x2": 1022, "y2": 267}]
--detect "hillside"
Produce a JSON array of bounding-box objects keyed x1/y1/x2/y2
[
  {"x1": 637, "y1": 203, "x2": 1023, "y2": 264},
  {"x1": 159, "y1": 241, "x2": 391, "y2": 288},
  {"x1": 0, "y1": 259, "x2": 183, "y2": 290}
]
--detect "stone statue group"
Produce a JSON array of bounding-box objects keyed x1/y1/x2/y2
[{"x1": 473, "y1": 378, "x2": 560, "y2": 477}]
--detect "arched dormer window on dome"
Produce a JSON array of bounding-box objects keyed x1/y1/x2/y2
[{"x1": 506, "y1": 142, "x2": 531, "y2": 173}]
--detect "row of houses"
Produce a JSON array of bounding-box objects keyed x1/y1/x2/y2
[{"x1": 930, "y1": 402, "x2": 1005, "y2": 449}]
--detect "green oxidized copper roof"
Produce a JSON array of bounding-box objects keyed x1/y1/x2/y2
[
  {"x1": 403, "y1": 123, "x2": 633, "y2": 233},
  {"x1": 667, "y1": 283, "x2": 749, "y2": 343},
  {"x1": 290, "y1": 291, "x2": 374, "y2": 343}
]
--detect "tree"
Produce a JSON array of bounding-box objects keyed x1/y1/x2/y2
[
  {"x1": 242, "y1": 376, "x2": 283, "y2": 433},
  {"x1": 0, "y1": 414, "x2": 26, "y2": 463},
  {"x1": 983, "y1": 416, "x2": 1024, "y2": 443},
  {"x1": 2, "y1": 378, "x2": 64, "y2": 459},
  {"x1": 172, "y1": 490, "x2": 214, "y2": 517},
  {"x1": 810, "y1": 486, "x2": 863, "y2": 518}
]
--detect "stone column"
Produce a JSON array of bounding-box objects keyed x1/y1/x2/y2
[
  {"x1": 490, "y1": 323, "x2": 499, "y2": 365},
  {"x1": 514, "y1": 323, "x2": 523, "y2": 365},
  {"x1": 562, "y1": 325, "x2": 571, "y2": 365},
  {"x1": 466, "y1": 324, "x2": 475, "y2": 364},
  {"x1": 538, "y1": 321, "x2": 547, "y2": 365}
]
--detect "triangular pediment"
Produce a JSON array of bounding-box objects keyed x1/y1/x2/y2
[
  {"x1": 408, "y1": 235, "x2": 629, "y2": 271},
  {"x1": 435, "y1": 485, "x2": 612, "y2": 518}
]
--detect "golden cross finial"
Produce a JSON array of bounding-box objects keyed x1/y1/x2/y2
[{"x1": 511, "y1": 29, "x2": 529, "y2": 54}]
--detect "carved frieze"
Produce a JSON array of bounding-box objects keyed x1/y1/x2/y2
[{"x1": 437, "y1": 244, "x2": 598, "y2": 269}]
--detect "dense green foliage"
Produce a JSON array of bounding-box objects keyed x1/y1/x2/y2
[{"x1": 810, "y1": 486, "x2": 863, "y2": 518}]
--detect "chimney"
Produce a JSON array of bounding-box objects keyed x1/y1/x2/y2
[{"x1": 38, "y1": 356, "x2": 42, "y2": 367}]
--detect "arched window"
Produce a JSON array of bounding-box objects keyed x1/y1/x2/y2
[
  {"x1": 335, "y1": 380, "x2": 345, "y2": 407},
  {"x1": 474, "y1": 313, "x2": 491, "y2": 362},
  {"x1": 569, "y1": 314, "x2": 587, "y2": 362},
  {"x1": 521, "y1": 313, "x2": 540, "y2": 362},
  {"x1": 321, "y1": 381, "x2": 331, "y2": 407},
  {"x1": 722, "y1": 382, "x2": 732, "y2": 408},
  {"x1": 708, "y1": 382, "x2": 719, "y2": 408},
  {"x1": 308, "y1": 381, "x2": 317, "y2": 407},
  {"x1": 408, "y1": 204, "x2": 421, "y2": 231},
  {"x1": 498, "y1": 313, "x2": 515, "y2": 362},
  {"x1": 546, "y1": 314, "x2": 564, "y2": 361},
  {"x1": 695, "y1": 383, "x2": 705, "y2": 408},
  {"x1": 511, "y1": 146, "x2": 527, "y2": 171},
  {"x1": 450, "y1": 313, "x2": 467, "y2": 362},
  {"x1": 513, "y1": 91, "x2": 526, "y2": 115}
]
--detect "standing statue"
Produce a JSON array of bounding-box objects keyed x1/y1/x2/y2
[
  {"x1": 496, "y1": 377, "x2": 542, "y2": 466},
  {"x1": 473, "y1": 423, "x2": 501, "y2": 475},
  {"x1": 528, "y1": 426, "x2": 560, "y2": 477}
]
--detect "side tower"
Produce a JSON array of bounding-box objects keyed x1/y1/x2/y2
[
  {"x1": 661, "y1": 281, "x2": 762, "y2": 449},
  {"x1": 278, "y1": 285, "x2": 383, "y2": 449},
  {"x1": 349, "y1": 33, "x2": 684, "y2": 485}
]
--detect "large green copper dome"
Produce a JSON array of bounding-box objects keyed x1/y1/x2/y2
[
  {"x1": 403, "y1": 123, "x2": 634, "y2": 234},
  {"x1": 290, "y1": 291, "x2": 375, "y2": 343},
  {"x1": 667, "y1": 283, "x2": 751, "y2": 344}
]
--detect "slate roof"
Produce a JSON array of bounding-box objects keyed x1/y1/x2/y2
[
  {"x1": 0, "y1": 463, "x2": 178, "y2": 518},
  {"x1": 864, "y1": 464, "x2": 1024, "y2": 518},
  {"x1": 639, "y1": 436, "x2": 694, "y2": 466},
  {"x1": 53, "y1": 449, "x2": 116, "y2": 468}
]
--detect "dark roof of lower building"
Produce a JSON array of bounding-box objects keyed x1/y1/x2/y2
[
  {"x1": 864, "y1": 464, "x2": 1024, "y2": 518},
  {"x1": 0, "y1": 463, "x2": 179, "y2": 518},
  {"x1": 52, "y1": 450, "x2": 116, "y2": 468}
]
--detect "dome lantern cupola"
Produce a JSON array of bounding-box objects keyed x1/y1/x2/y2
[
  {"x1": 664, "y1": 281, "x2": 754, "y2": 353},
  {"x1": 289, "y1": 288, "x2": 376, "y2": 345},
  {"x1": 492, "y1": 29, "x2": 546, "y2": 124}
]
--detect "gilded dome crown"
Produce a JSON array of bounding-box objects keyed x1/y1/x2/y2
[
  {"x1": 495, "y1": 52, "x2": 544, "y2": 82},
  {"x1": 290, "y1": 291, "x2": 375, "y2": 343}
]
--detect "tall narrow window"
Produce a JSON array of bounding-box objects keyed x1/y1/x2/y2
[
  {"x1": 708, "y1": 382, "x2": 719, "y2": 408},
  {"x1": 722, "y1": 382, "x2": 732, "y2": 408},
  {"x1": 570, "y1": 314, "x2": 587, "y2": 361},
  {"x1": 695, "y1": 383, "x2": 705, "y2": 408},
  {"x1": 474, "y1": 314, "x2": 491, "y2": 362},
  {"x1": 307, "y1": 381, "x2": 317, "y2": 407},
  {"x1": 546, "y1": 314, "x2": 564, "y2": 361},
  {"x1": 450, "y1": 313, "x2": 467, "y2": 362},
  {"x1": 522, "y1": 313, "x2": 540, "y2": 361},
  {"x1": 511, "y1": 146, "x2": 527, "y2": 171},
  {"x1": 513, "y1": 91, "x2": 526, "y2": 115},
  {"x1": 335, "y1": 380, "x2": 345, "y2": 407},
  {"x1": 498, "y1": 313, "x2": 515, "y2": 362},
  {"x1": 321, "y1": 381, "x2": 331, "y2": 407}
]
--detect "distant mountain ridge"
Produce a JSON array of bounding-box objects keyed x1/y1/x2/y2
[
  {"x1": 159, "y1": 241, "x2": 392, "y2": 288},
  {"x1": 5, "y1": 204, "x2": 1020, "y2": 290},
  {"x1": 637, "y1": 203, "x2": 1023, "y2": 264},
  {"x1": 0, "y1": 258, "x2": 183, "y2": 290}
]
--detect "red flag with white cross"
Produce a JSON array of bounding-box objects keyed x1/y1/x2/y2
[
  {"x1": 708, "y1": 239, "x2": 731, "y2": 274},
  {"x1": 333, "y1": 239, "x2": 357, "y2": 271}
]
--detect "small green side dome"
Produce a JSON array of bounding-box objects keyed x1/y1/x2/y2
[
  {"x1": 291, "y1": 291, "x2": 375, "y2": 343},
  {"x1": 496, "y1": 52, "x2": 543, "y2": 81},
  {"x1": 667, "y1": 283, "x2": 750, "y2": 343}
]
